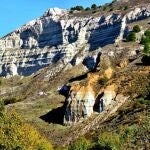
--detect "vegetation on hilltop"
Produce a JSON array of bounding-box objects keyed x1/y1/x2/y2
[{"x1": 69, "y1": 0, "x2": 130, "y2": 14}]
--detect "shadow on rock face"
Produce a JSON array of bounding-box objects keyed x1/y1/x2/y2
[
  {"x1": 83, "y1": 56, "x2": 96, "y2": 71},
  {"x1": 58, "y1": 85, "x2": 71, "y2": 97},
  {"x1": 135, "y1": 56, "x2": 150, "y2": 66},
  {"x1": 69, "y1": 73, "x2": 87, "y2": 83},
  {"x1": 93, "y1": 92, "x2": 104, "y2": 113},
  {"x1": 141, "y1": 55, "x2": 150, "y2": 66},
  {"x1": 88, "y1": 22, "x2": 121, "y2": 51},
  {"x1": 40, "y1": 102, "x2": 66, "y2": 125}
]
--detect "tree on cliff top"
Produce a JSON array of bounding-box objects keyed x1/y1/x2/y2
[
  {"x1": 70, "y1": 6, "x2": 84, "y2": 11},
  {"x1": 91, "y1": 4, "x2": 97, "y2": 10}
]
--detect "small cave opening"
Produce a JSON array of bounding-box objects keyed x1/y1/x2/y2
[{"x1": 93, "y1": 92, "x2": 104, "y2": 113}]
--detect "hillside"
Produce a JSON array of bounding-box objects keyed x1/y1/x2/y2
[{"x1": 0, "y1": 0, "x2": 150, "y2": 149}]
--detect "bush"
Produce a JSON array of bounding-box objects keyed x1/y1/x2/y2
[
  {"x1": 85, "y1": 7, "x2": 90, "y2": 11},
  {"x1": 144, "y1": 29, "x2": 150, "y2": 37},
  {"x1": 97, "y1": 132, "x2": 122, "y2": 150},
  {"x1": 91, "y1": 4, "x2": 97, "y2": 10},
  {"x1": 133, "y1": 25, "x2": 141, "y2": 33},
  {"x1": 112, "y1": 0, "x2": 117, "y2": 3},
  {"x1": 126, "y1": 32, "x2": 136, "y2": 42},
  {"x1": 143, "y1": 43, "x2": 150, "y2": 55},
  {"x1": 68, "y1": 137, "x2": 91, "y2": 150},
  {"x1": 140, "y1": 35, "x2": 150, "y2": 44},
  {"x1": 124, "y1": 6, "x2": 129, "y2": 10},
  {"x1": 1, "y1": 97, "x2": 23, "y2": 105},
  {"x1": 120, "y1": 125, "x2": 138, "y2": 142},
  {"x1": 70, "y1": 6, "x2": 84, "y2": 11},
  {"x1": 136, "y1": 98, "x2": 150, "y2": 106},
  {"x1": 0, "y1": 110, "x2": 53, "y2": 150},
  {"x1": 69, "y1": 10, "x2": 73, "y2": 14},
  {"x1": 96, "y1": 126, "x2": 138, "y2": 150},
  {"x1": 102, "y1": 6, "x2": 107, "y2": 11},
  {"x1": 2, "y1": 97, "x2": 19, "y2": 105}
]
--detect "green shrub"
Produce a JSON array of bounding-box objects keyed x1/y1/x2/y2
[
  {"x1": 120, "y1": 125, "x2": 138, "y2": 142},
  {"x1": 2, "y1": 97, "x2": 20, "y2": 105},
  {"x1": 126, "y1": 32, "x2": 136, "y2": 42},
  {"x1": 124, "y1": 6, "x2": 129, "y2": 10},
  {"x1": 91, "y1": 4, "x2": 97, "y2": 10},
  {"x1": 144, "y1": 29, "x2": 150, "y2": 37},
  {"x1": 133, "y1": 101, "x2": 146, "y2": 109},
  {"x1": 69, "y1": 10, "x2": 73, "y2": 14},
  {"x1": 136, "y1": 98, "x2": 150, "y2": 106},
  {"x1": 103, "y1": 6, "x2": 107, "y2": 11},
  {"x1": 96, "y1": 126, "x2": 138, "y2": 149},
  {"x1": 112, "y1": 0, "x2": 117, "y2": 3},
  {"x1": 85, "y1": 7, "x2": 90, "y2": 11},
  {"x1": 143, "y1": 43, "x2": 150, "y2": 55},
  {"x1": 68, "y1": 137, "x2": 91, "y2": 150},
  {"x1": 0, "y1": 110, "x2": 53, "y2": 150},
  {"x1": 140, "y1": 35, "x2": 150, "y2": 44},
  {"x1": 70, "y1": 6, "x2": 84, "y2": 11},
  {"x1": 133, "y1": 25, "x2": 141, "y2": 33},
  {"x1": 97, "y1": 132, "x2": 122, "y2": 150}
]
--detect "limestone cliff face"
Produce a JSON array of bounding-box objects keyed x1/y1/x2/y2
[{"x1": 0, "y1": 6, "x2": 150, "y2": 76}]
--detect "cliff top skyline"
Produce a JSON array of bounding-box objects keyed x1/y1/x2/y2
[{"x1": 0, "y1": 0, "x2": 111, "y2": 37}]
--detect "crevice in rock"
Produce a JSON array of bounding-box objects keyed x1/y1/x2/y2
[{"x1": 68, "y1": 73, "x2": 88, "y2": 83}]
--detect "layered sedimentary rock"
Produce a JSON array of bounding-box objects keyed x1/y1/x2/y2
[
  {"x1": 64, "y1": 73, "x2": 99, "y2": 125},
  {"x1": 0, "y1": 6, "x2": 150, "y2": 76},
  {"x1": 64, "y1": 81, "x2": 118, "y2": 125},
  {"x1": 63, "y1": 42, "x2": 144, "y2": 125}
]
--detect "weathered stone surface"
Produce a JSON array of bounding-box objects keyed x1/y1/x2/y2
[{"x1": 0, "y1": 6, "x2": 150, "y2": 77}]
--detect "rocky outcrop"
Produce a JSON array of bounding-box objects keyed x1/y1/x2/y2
[
  {"x1": 63, "y1": 68, "x2": 116, "y2": 125},
  {"x1": 64, "y1": 80, "x2": 119, "y2": 125},
  {"x1": 0, "y1": 6, "x2": 150, "y2": 77},
  {"x1": 63, "y1": 42, "x2": 144, "y2": 125}
]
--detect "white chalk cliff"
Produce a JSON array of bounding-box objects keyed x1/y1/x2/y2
[{"x1": 0, "y1": 6, "x2": 150, "y2": 76}]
